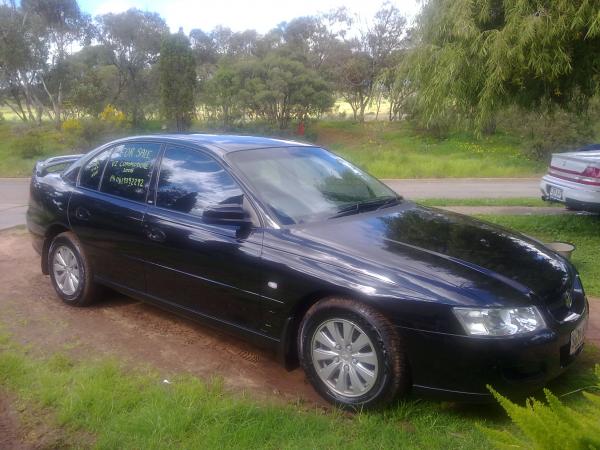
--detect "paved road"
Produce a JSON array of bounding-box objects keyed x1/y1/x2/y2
[
  {"x1": 383, "y1": 178, "x2": 541, "y2": 199},
  {"x1": 0, "y1": 178, "x2": 29, "y2": 230},
  {"x1": 0, "y1": 177, "x2": 543, "y2": 231}
]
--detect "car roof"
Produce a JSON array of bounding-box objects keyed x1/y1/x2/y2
[{"x1": 107, "y1": 133, "x2": 313, "y2": 158}]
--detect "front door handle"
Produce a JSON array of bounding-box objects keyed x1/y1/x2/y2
[
  {"x1": 75, "y1": 207, "x2": 90, "y2": 221},
  {"x1": 146, "y1": 227, "x2": 166, "y2": 242}
]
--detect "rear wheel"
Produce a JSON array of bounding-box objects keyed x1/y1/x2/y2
[
  {"x1": 48, "y1": 232, "x2": 98, "y2": 306},
  {"x1": 298, "y1": 297, "x2": 409, "y2": 409}
]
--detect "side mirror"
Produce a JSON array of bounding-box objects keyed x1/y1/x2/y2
[{"x1": 202, "y1": 202, "x2": 253, "y2": 227}]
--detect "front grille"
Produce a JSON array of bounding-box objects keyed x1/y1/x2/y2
[{"x1": 546, "y1": 286, "x2": 585, "y2": 322}]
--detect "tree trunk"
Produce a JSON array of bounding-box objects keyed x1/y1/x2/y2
[{"x1": 375, "y1": 90, "x2": 382, "y2": 120}]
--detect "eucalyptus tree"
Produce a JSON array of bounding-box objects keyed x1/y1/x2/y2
[
  {"x1": 333, "y1": 2, "x2": 407, "y2": 121},
  {"x1": 0, "y1": 1, "x2": 46, "y2": 123},
  {"x1": 0, "y1": 0, "x2": 88, "y2": 125},
  {"x1": 96, "y1": 8, "x2": 169, "y2": 124},
  {"x1": 66, "y1": 45, "x2": 119, "y2": 117},
  {"x1": 22, "y1": 0, "x2": 91, "y2": 126}
]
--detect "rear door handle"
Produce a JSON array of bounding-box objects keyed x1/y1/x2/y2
[
  {"x1": 75, "y1": 207, "x2": 90, "y2": 220},
  {"x1": 146, "y1": 227, "x2": 166, "y2": 242}
]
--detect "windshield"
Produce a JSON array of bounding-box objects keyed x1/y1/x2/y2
[{"x1": 228, "y1": 146, "x2": 398, "y2": 225}]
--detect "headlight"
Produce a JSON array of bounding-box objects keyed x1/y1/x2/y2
[{"x1": 453, "y1": 306, "x2": 546, "y2": 336}]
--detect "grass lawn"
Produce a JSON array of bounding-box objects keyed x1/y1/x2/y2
[
  {"x1": 314, "y1": 121, "x2": 545, "y2": 179},
  {"x1": 0, "y1": 327, "x2": 598, "y2": 450},
  {"x1": 479, "y1": 214, "x2": 600, "y2": 297}
]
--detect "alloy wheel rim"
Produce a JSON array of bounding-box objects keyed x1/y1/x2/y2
[
  {"x1": 52, "y1": 246, "x2": 80, "y2": 296},
  {"x1": 310, "y1": 318, "x2": 379, "y2": 398}
]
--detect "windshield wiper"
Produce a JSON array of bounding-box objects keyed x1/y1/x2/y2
[{"x1": 328, "y1": 196, "x2": 401, "y2": 219}]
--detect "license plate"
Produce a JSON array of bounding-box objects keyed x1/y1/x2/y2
[
  {"x1": 570, "y1": 318, "x2": 587, "y2": 355},
  {"x1": 548, "y1": 185, "x2": 563, "y2": 201}
]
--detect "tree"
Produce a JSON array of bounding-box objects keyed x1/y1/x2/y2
[
  {"x1": 333, "y1": 47, "x2": 373, "y2": 121},
  {"x1": 0, "y1": 1, "x2": 46, "y2": 123},
  {"x1": 159, "y1": 30, "x2": 196, "y2": 131},
  {"x1": 238, "y1": 54, "x2": 334, "y2": 128},
  {"x1": 202, "y1": 64, "x2": 241, "y2": 126},
  {"x1": 22, "y1": 0, "x2": 91, "y2": 127},
  {"x1": 203, "y1": 54, "x2": 334, "y2": 128},
  {"x1": 96, "y1": 8, "x2": 168, "y2": 125},
  {"x1": 65, "y1": 45, "x2": 118, "y2": 117},
  {"x1": 332, "y1": 3, "x2": 406, "y2": 121},
  {"x1": 404, "y1": 0, "x2": 600, "y2": 132}
]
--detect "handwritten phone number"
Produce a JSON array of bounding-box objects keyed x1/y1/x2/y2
[{"x1": 109, "y1": 175, "x2": 145, "y2": 187}]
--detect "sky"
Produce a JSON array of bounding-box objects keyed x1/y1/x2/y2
[{"x1": 77, "y1": 0, "x2": 422, "y2": 34}]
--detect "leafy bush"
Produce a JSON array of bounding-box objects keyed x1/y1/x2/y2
[
  {"x1": 13, "y1": 128, "x2": 48, "y2": 158},
  {"x1": 99, "y1": 104, "x2": 127, "y2": 126},
  {"x1": 498, "y1": 105, "x2": 598, "y2": 160},
  {"x1": 64, "y1": 110, "x2": 130, "y2": 148},
  {"x1": 61, "y1": 118, "x2": 83, "y2": 134},
  {"x1": 484, "y1": 365, "x2": 600, "y2": 449}
]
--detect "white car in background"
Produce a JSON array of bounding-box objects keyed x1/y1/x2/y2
[{"x1": 541, "y1": 147, "x2": 600, "y2": 212}]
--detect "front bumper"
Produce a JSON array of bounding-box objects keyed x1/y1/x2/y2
[
  {"x1": 540, "y1": 175, "x2": 600, "y2": 212},
  {"x1": 399, "y1": 302, "x2": 589, "y2": 401}
]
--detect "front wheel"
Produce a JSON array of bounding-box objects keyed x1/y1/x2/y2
[
  {"x1": 48, "y1": 232, "x2": 98, "y2": 306},
  {"x1": 298, "y1": 297, "x2": 409, "y2": 410}
]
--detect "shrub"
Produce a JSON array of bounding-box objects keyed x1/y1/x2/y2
[
  {"x1": 61, "y1": 118, "x2": 83, "y2": 134},
  {"x1": 99, "y1": 104, "x2": 127, "y2": 127},
  {"x1": 498, "y1": 105, "x2": 597, "y2": 160},
  {"x1": 69, "y1": 111, "x2": 130, "y2": 148},
  {"x1": 483, "y1": 365, "x2": 600, "y2": 449},
  {"x1": 13, "y1": 129, "x2": 47, "y2": 158},
  {"x1": 77, "y1": 119, "x2": 128, "y2": 148}
]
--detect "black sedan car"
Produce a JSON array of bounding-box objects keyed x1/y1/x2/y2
[{"x1": 27, "y1": 134, "x2": 588, "y2": 409}]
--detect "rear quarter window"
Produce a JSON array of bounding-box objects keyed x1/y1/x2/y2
[
  {"x1": 100, "y1": 143, "x2": 161, "y2": 202},
  {"x1": 79, "y1": 149, "x2": 112, "y2": 190}
]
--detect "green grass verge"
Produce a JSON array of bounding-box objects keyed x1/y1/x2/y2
[
  {"x1": 315, "y1": 121, "x2": 545, "y2": 179},
  {"x1": 418, "y1": 198, "x2": 559, "y2": 207},
  {"x1": 0, "y1": 327, "x2": 598, "y2": 450},
  {"x1": 0, "y1": 122, "x2": 77, "y2": 177},
  {"x1": 479, "y1": 215, "x2": 600, "y2": 297},
  {"x1": 0, "y1": 119, "x2": 545, "y2": 178}
]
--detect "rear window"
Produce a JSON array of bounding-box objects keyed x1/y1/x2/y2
[{"x1": 100, "y1": 143, "x2": 160, "y2": 202}]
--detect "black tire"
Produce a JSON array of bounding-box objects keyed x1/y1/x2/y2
[
  {"x1": 48, "y1": 231, "x2": 98, "y2": 306},
  {"x1": 298, "y1": 297, "x2": 409, "y2": 410}
]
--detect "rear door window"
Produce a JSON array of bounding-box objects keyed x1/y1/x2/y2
[
  {"x1": 156, "y1": 145, "x2": 244, "y2": 217},
  {"x1": 100, "y1": 143, "x2": 161, "y2": 202}
]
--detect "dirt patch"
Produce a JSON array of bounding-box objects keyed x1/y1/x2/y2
[
  {"x1": 0, "y1": 390, "x2": 86, "y2": 450},
  {"x1": 0, "y1": 228, "x2": 323, "y2": 408},
  {"x1": 0, "y1": 391, "x2": 30, "y2": 450},
  {"x1": 587, "y1": 296, "x2": 600, "y2": 348}
]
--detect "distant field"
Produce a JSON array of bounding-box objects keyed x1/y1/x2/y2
[{"x1": 314, "y1": 121, "x2": 546, "y2": 179}]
